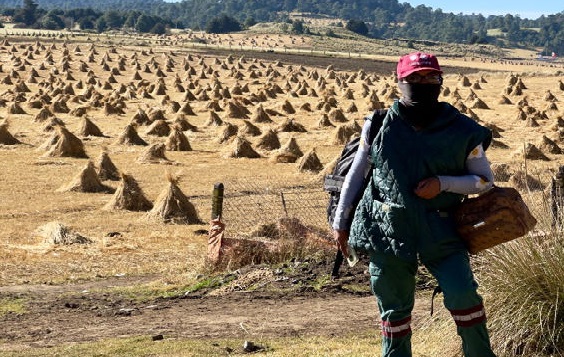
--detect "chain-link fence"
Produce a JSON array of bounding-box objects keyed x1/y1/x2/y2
[
  {"x1": 214, "y1": 178, "x2": 331, "y2": 239},
  {"x1": 202, "y1": 164, "x2": 563, "y2": 240}
]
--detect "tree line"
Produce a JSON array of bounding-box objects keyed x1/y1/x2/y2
[
  {"x1": 0, "y1": 0, "x2": 562, "y2": 55},
  {"x1": 0, "y1": 0, "x2": 174, "y2": 34}
]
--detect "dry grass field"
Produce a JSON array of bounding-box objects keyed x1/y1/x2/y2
[{"x1": 0, "y1": 28, "x2": 562, "y2": 356}]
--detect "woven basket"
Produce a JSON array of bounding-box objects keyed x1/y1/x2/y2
[{"x1": 454, "y1": 186, "x2": 537, "y2": 254}]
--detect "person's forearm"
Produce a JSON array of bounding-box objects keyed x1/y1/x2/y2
[{"x1": 437, "y1": 144, "x2": 493, "y2": 195}]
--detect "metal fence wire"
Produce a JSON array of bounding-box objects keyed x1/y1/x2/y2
[
  {"x1": 218, "y1": 177, "x2": 331, "y2": 239},
  {"x1": 211, "y1": 165, "x2": 562, "y2": 240}
]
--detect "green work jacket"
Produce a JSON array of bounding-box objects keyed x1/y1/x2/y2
[{"x1": 349, "y1": 101, "x2": 492, "y2": 262}]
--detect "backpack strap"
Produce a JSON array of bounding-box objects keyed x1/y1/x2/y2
[
  {"x1": 323, "y1": 109, "x2": 388, "y2": 194},
  {"x1": 366, "y1": 108, "x2": 388, "y2": 144}
]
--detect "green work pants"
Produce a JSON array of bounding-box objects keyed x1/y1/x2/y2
[{"x1": 369, "y1": 250, "x2": 496, "y2": 357}]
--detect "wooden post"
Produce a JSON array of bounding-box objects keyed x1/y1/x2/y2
[
  {"x1": 551, "y1": 166, "x2": 564, "y2": 228},
  {"x1": 211, "y1": 182, "x2": 224, "y2": 220}
]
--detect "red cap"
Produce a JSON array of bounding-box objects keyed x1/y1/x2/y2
[{"x1": 396, "y1": 52, "x2": 442, "y2": 79}]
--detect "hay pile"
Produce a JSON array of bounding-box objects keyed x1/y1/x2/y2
[
  {"x1": 537, "y1": 135, "x2": 562, "y2": 154},
  {"x1": 146, "y1": 174, "x2": 203, "y2": 224},
  {"x1": 270, "y1": 137, "x2": 304, "y2": 164},
  {"x1": 251, "y1": 104, "x2": 272, "y2": 123},
  {"x1": 459, "y1": 75, "x2": 471, "y2": 87},
  {"x1": 297, "y1": 148, "x2": 323, "y2": 173},
  {"x1": 300, "y1": 102, "x2": 312, "y2": 112},
  {"x1": 328, "y1": 108, "x2": 347, "y2": 122},
  {"x1": 484, "y1": 123, "x2": 503, "y2": 138},
  {"x1": 346, "y1": 102, "x2": 358, "y2": 113},
  {"x1": 218, "y1": 122, "x2": 239, "y2": 144},
  {"x1": 205, "y1": 111, "x2": 224, "y2": 126},
  {"x1": 56, "y1": 161, "x2": 113, "y2": 193},
  {"x1": 226, "y1": 100, "x2": 249, "y2": 119},
  {"x1": 37, "y1": 221, "x2": 92, "y2": 245},
  {"x1": 256, "y1": 129, "x2": 281, "y2": 151},
  {"x1": 471, "y1": 98, "x2": 489, "y2": 109},
  {"x1": 79, "y1": 116, "x2": 105, "y2": 137},
  {"x1": 42, "y1": 117, "x2": 66, "y2": 132},
  {"x1": 178, "y1": 102, "x2": 196, "y2": 115},
  {"x1": 49, "y1": 101, "x2": 70, "y2": 114},
  {"x1": 490, "y1": 163, "x2": 512, "y2": 182},
  {"x1": 490, "y1": 139, "x2": 509, "y2": 149},
  {"x1": 270, "y1": 151, "x2": 300, "y2": 163},
  {"x1": 166, "y1": 127, "x2": 192, "y2": 151},
  {"x1": 281, "y1": 100, "x2": 296, "y2": 114},
  {"x1": 239, "y1": 120, "x2": 261, "y2": 137},
  {"x1": 512, "y1": 143, "x2": 550, "y2": 161},
  {"x1": 509, "y1": 170, "x2": 544, "y2": 191},
  {"x1": 145, "y1": 119, "x2": 171, "y2": 137},
  {"x1": 148, "y1": 108, "x2": 166, "y2": 122},
  {"x1": 114, "y1": 124, "x2": 148, "y2": 146},
  {"x1": 332, "y1": 121, "x2": 361, "y2": 145},
  {"x1": 0, "y1": 123, "x2": 21, "y2": 145},
  {"x1": 317, "y1": 156, "x2": 338, "y2": 182},
  {"x1": 222, "y1": 136, "x2": 261, "y2": 158},
  {"x1": 137, "y1": 143, "x2": 171, "y2": 164},
  {"x1": 131, "y1": 108, "x2": 150, "y2": 125},
  {"x1": 172, "y1": 115, "x2": 198, "y2": 132},
  {"x1": 498, "y1": 95, "x2": 512, "y2": 105},
  {"x1": 41, "y1": 126, "x2": 88, "y2": 158},
  {"x1": 8, "y1": 102, "x2": 26, "y2": 114},
  {"x1": 103, "y1": 173, "x2": 153, "y2": 211},
  {"x1": 34, "y1": 107, "x2": 55, "y2": 122},
  {"x1": 317, "y1": 113, "x2": 334, "y2": 128},
  {"x1": 279, "y1": 137, "x2": 303, "y2": 157},
  {"x1": 70, "y1": 106, "x2": 90, "y2": 117},
  {"x1": 277, "y1": 118, "x2": 307, "y2": 133},
  {"x1": 96, "y1": 151, "x2": 120, "y2": 181}
]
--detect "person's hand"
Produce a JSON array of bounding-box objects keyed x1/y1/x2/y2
[
  {"x1": 333, "y1": 229, "x2": 349, "y2": 257},
  {"x1": 414, "y1": 177, "x2": 441, "y2": 199}
]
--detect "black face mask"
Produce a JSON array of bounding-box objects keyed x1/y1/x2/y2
[{"x1": 398, "y1": 82, "x2": 442, "y2": 127}]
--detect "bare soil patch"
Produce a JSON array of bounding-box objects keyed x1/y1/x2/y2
[{"x1": 0, "y1": 257, "x2": 434, "y2": 351}]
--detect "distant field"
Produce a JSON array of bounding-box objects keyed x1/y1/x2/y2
[{"x1": 0, "y1": 29, "x2": 562, "y2": 356}]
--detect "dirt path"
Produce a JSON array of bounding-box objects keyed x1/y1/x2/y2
[{"x1": 0, "y1": 274, "x2": 430, "y2": 350}]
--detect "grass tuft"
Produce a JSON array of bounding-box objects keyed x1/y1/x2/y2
[
  {"x1": 476, "y1": 194, "x2": 564, "y2": 355},
  {"x1": 0, "y1": 297, "x2": 26, "y2": 317}
]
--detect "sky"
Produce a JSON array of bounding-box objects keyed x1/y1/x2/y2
[{"x1": 408, "y1": 0, "x2": 563, "y2": 19}]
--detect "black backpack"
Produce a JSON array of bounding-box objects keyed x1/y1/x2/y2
[
  {"x1": 324, "y1": 109, "x2": 388, "y2": 229},
  {"x1": 324, "y1": 109, "x2": 388, "y2": 277}
]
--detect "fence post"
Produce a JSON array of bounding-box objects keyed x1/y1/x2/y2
[
  {"x1": 551, "y1": 166, "x2": 564, "y2": 228},
  {"x1": 212, "y1": 182, "x2": 224, "y2": 220}
]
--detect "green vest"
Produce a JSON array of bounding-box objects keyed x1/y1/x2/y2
[{"x1": 349, "y1": 101, "x2": 492, "y2": 262}]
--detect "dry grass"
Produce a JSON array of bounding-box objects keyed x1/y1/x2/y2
[
  {"x1": 0, "y1": 333, "x2": 383, "y2": 357},
  {"x1": 474, "y1": 192, "x2": 564, "y2": 355},
  {"x1": 0, "y1": 27, "x2": 561, "y2": 357},
  {"x1": 0, "y1": 32, "x2": 560, "y2": 295},
  {"x1": 2, "y1": 320, "x2": 529, "y2": 357}
]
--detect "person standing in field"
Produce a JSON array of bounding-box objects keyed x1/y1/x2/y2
[{"x1": 332, "y1": 52, "x2": 497, "y2": 356}]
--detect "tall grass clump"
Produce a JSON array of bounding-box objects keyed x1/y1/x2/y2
[{"x1": 476, "y1": 192, "x2": 564, "y2": 356}]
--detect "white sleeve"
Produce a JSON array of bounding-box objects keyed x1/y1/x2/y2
[
  {"x1": 332, "y1": 120, "x2": 372, "y2": 231},
  {"x1": 437, "y1": 144, "x2": 494, "y2": 195}
]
